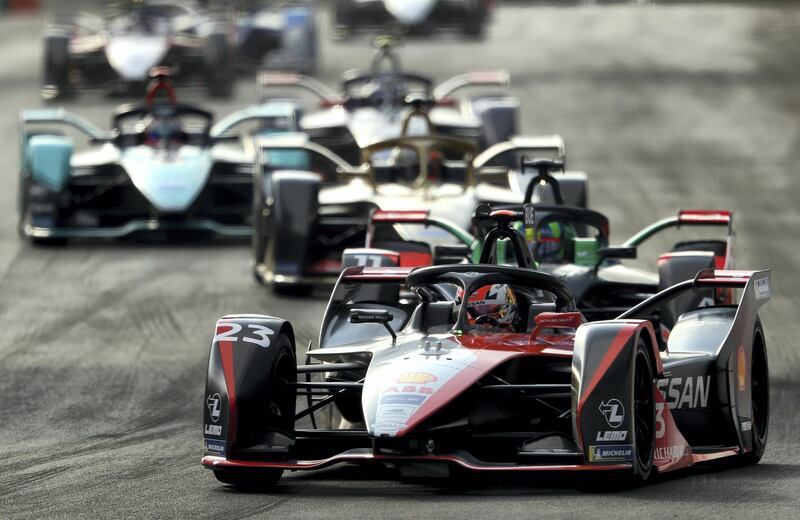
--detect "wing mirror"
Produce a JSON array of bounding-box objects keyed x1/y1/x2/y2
[
  {"x1": 350, "y1": 308, "x2": 396, "y2": 340},
  {"x1": 434, "y1": 244, "x2": 472, "y2": 264},
  {"x1": 599, "y1": 246, "x2": 637, "y2": 260},
  {"x1": 337, "y1": 165, "x2": 371, "y2": 182}
]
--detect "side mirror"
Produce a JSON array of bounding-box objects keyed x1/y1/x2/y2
[
  {"x1": 337, "y1": 165, "x2": 372, "y2": 183},
  {"x1": 350, "y1": 308, "x2": 396, "y2": 340},
  {"x1": 434, "y1": 244, "x2": 471, "y2": 264},
  {"x1": 476, "y1": 166, "x2": 509, "y2": 184},
  {"x1": 599, "y1": 246, "x2": 637, "y2": 260}
]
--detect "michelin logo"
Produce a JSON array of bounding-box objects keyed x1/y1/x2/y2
[
  {"x1": 588, "y1": 444, "x2": 634, "y2": 462},
  {"x1": 204, "y1": 438, "x2": 225, "y2": 456}
]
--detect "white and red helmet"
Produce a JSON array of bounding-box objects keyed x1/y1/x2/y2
[{"x1": 459, "y1": 284, "x2": 517, "y2": 327}]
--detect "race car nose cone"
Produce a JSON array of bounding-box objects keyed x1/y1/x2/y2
[
  {"x1": 383, "y1": 0, "x2": 437, "y2": 25},
  {"x1": 106, "y1": 36, "x2": 169, "y2": 81}
]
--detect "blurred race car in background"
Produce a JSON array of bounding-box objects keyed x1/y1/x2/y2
[
  {"x1": 201, "y1": 262, "x2": 771, "y2": 486},
  {"x1": 251, "y1": 106, "x2": 588, "y2": 294},
  {"x1": 19, "y1": 70, "x2": 297, "y2": 244},
  {"x1": 342, "y1": 200, "x2": 735, "y2": 330},
  {"x1": 41, "y1": 0, "x2": 318, "y2": 100},
  {"x1": 227, "y1": 0, "x2": 318, "y2": 74},
  {"x1": 332, "y1": 0, "x2": 493, "y2": 39},
  {"x1": 259, "y1": 43, "x2": 520, "y2": 165}
]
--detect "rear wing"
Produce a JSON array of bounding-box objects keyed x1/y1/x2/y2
[
  {"x1": 433, "y1": 71, "x2": 510, "y2": 99},
  {"x1": 19, "y1": 109, "x2": 113, "y2": 162},
  {"x1": 618, "y1": 268, "x2": 770, "y2": 321},
  {"x1": 210, "y1": 103, "x2": 302, "y2": 140},
  {"x1": 258, "y1": 71, "x2": 339, "y2": 103},
  {"x1": 473, "y1": 135, "x2": 566, "y2": 170},
  {"x1": 20, "y1": 109, "x2": 110, "y2": 141},
  {"x1": 366, "y1": 209, "x2": 475, "y2": 248},
  {"x1": 623, "y1": 210, "x2": 733, "y2": 248}
]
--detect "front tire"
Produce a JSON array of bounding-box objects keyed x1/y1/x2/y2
[{"x1": 632, "y1": 340, "x2": 656, "y2": 481}]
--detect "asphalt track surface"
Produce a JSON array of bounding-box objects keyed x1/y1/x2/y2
[{"x1": 2, "y1": 3, "x2": 800, "y2": 519}]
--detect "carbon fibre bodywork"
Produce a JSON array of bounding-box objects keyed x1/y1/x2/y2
[{"x1": 202, "y1": 265, "x2": 771, "y2": 484}]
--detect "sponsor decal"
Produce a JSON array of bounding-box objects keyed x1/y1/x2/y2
[
  {"x1": 755, "y1": 277, "x2": 770, "y2": 300},
  {"x1": 737, "y1": 346, "x2": 747, "y2": 392},
  {"x1": 213, "y1": 322, "x2": 274, "y2": 349},
  {"x1": 373, "y1": 421, "x2": 405, "y2": 432},
  {"x1": 656, "y1": 376, "x2": 710, "y2": 410},
  {"x1": 741, "y1": 420, "x2": 752, "y2": 432},
  {"x1": 381, "y1": 384, "x2": 434, "y2": 395},
  {"x1": 654, "y1": 444, "x2": 689, "y2": 461},
  {"x1": 599, "y1": 399, "x2": 625, "y2": 428},
  {"x1": 204, "y1": 438, "x2": 225, "y2": 456},
  {"x1": 596, "y1": 430, "x2": 628, "y2": 442},
  {"x1": 588, "y1": 444, "x2": 633, "y2": 462},
  {"x1": 395, "y1": 372, "x2": 438, "y2": 384},
  {"x1": 378, "y1": 406, "x2": 414, "y2": 418},
  {"x1": 204, "y1": 424, "x2": 222, "y2": 436},
  {"x1": 655, "y1": 402, "x2": 666, "y2": 439},
  {"x1": 379, "y1": 393, "x2": 426, "y2": 406},
  {"x1": 206, "y1": 393, "x2": 222, "y2": 423}
]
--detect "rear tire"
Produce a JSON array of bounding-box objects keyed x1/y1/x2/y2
[
  {"x1": 739, "y1": 322, "x2": 769, "y2": 465},
  {"x1": 205, "y1": 33, "x2": 233, "y2": 99},
  {"x1": 42, "y1": 35, "x2": 70, "y2": 101}
]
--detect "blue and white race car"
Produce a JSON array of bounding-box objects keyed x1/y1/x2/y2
[{"x1": 19, "y1": 70, "x2": 299, "y2": 244}]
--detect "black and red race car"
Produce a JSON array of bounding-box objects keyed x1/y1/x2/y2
[{"x1": 201, "y1": 260, "x2": 771, "y2": 486}]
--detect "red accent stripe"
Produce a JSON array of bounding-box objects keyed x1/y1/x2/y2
[
  {"x1": 398, "y1": 252, "x2": 433, "y2": 267},
  {"x1": 678, "y1": 210, "x2": 731, "y2": 225},
  {"x1": 219, "y1": 340, "x2": 237, "y2": 444},
  {"x1": 202, "y1": 454, "x2": 631, "y2": 473},
  {"x1": 395, "y1": 349, "x2": 524, "y2": 437},
  {"x1": 690, "y1": 448, "x2": 739, "y2": 463},
  {"x1": 371, "y1": 210, "x2": 430, "y2": 223}
]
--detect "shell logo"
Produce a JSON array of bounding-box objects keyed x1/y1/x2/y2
[
  {"x1": 395, "y1": 372, "x2": 437, "y2": 384},
  {"x1": 737, "y1": 346, "x2": 747, "y2": 392}
]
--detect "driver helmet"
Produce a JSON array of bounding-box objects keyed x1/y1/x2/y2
[
  {"x1": 461, "y1": 284, "x2": 517, "y2": 329},
  {"x1": 144, "y1": 115, "x2": 181, "y2": 146},
  {"x1": 531, "y1": 220, "x2": 576, "y2": 263}
]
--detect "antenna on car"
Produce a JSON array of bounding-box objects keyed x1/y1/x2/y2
[
  {"x1": 521, "y1": 156, "x2": 565, "y2": 205},
  {"x1": 474, "y1": 203, "x2": 537, "y2": 269}
]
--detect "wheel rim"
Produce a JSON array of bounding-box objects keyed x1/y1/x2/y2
[{"x1": 633, "y1": 349, "x2": 655, "y2": 472}]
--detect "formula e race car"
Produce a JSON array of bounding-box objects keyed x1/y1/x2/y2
[
  {"x1": 251, "y1": 107, "x2": 588, "y2": 293},
  {"x1": 201, "y1": 262, "x2": 771, "y2": 486},
  {"x1": 40, "y1": 0, "x2": 318, "y2": 100},
  {"x1": 42, "y1": 1, "x2": 235, "y2": 99},
  {"x1": 258, "y1": 42, "x2": 521, "y2": 165},
  {"x1": 19, "y1": 70, "x2": 298, "y2": 244},
  {"x1": 332, "y1": 0, "x2": 493, "y2": 39},
  {"x1": 344, "y1": 153, "x2": 735, "y2": 323}
]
